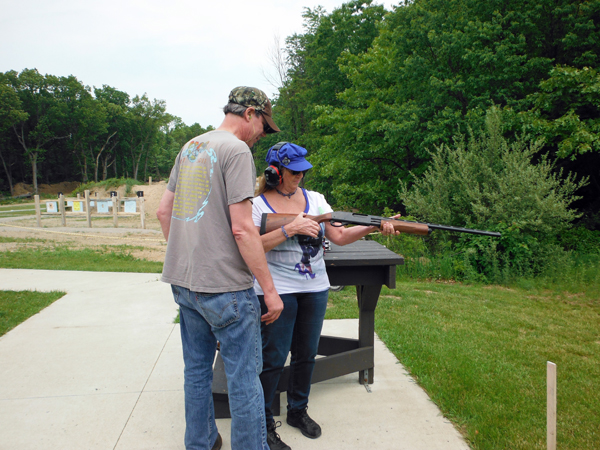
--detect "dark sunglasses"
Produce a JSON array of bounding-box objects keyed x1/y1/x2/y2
[
  {"x1": 261, "y1": 117, "x2": 273, "y2": 134},
  {"x1": 289, "y1": 169, "x2": 308, "y2": 176}
]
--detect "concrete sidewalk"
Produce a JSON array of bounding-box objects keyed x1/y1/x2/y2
[{"x1": 0, "y1": 269, "x2": 469, "y2": 450}]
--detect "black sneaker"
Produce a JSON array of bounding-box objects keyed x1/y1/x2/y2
[
  {"x1": 286, "y1": 407, "x2": 321, "y2": 439},
  {"x1": 211, "y1": 433, "x2": 222, "y2": 450},
  {"x1": 267, "y1": 421, "x2": 291, "y2": 450}
]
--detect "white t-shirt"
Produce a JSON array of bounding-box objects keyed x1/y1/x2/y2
[{"x1": 252, "y1": 189, "x2": 333, "y2": 295}]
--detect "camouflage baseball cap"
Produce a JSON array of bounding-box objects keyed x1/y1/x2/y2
[{"x1": 228, "y1": 86, "x2": 280, "y2": 133}]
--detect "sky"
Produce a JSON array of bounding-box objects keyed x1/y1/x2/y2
[{"x1": 1, "y1": 0, "x2": 396, "y2": 129}]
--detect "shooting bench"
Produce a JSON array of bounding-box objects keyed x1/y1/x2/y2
[{"x1": 212, "y1": 239, "x2": 404, "y2": 418}]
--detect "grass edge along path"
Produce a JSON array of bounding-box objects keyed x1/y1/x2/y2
[
  {"x1": 327, "y1": 282, "x2": 600, "y2": 450},
  {"x1": 0, "y1": 246, "x2": 162, "y2": 335},
  {"x1": 0, "y1": 290, "x2": 65, "y2": 336},
  {"x1": 0, "y1": 246, "x2": 163, "y2": 273}
]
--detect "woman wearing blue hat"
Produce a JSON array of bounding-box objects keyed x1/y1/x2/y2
[{"x1": 252, "y1": 142, "x2": 398, "y2": 450}]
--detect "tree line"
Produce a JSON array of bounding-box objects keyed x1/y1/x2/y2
[
  {"x1": 267, "y1": 0, "x2": 599, "y2": 232},
  {"x1": 2, "y1": 0, "x2": 599, "y2": 272},
  {"x1": 0, "y1": 68, "x2": 211, "y2": 196}
]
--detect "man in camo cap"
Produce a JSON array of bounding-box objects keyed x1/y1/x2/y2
[
  {"x1": 158, "y1": 87, "x2": 282, "y2": 450},
  {"x1": 227, "y1": 86, "x2": 280, "y2": 135}
]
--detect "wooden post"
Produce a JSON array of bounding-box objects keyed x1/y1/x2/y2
[
  {"x1": 59, "y1": 194, "x2": 66, "y2": 227},
  {"x1": 85, "y1": 190, "x2": 92, "y2": 228},
  {"x1": 112, "y1": 195, "x2": 118, "y2": 228},
  {"x1": 547, "y1": 361, "x2": 557, "y2": 450},
  {"x1": 149, "y1": 176, "x2": 152, "y2": 185},
  {"x1": 139, "y1": 197, "x2": 145, "y2": 229},
  {"x1": 34, "y1": 195, "x2": 41, "y2": 227}
]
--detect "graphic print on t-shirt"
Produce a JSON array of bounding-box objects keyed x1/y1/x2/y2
[
  {"x1": 172, "y1": 141, "x2": 217, "y2": 222},
  {"x1": 295, "y1": 227, "x2": 324, "y2": 279}
]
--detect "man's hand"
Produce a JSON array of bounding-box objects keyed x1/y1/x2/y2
[{"x1": 261, "y1": 291, "x2": 284, "y2": 325}]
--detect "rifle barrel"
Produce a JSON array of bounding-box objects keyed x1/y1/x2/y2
[{"x1": 427, "y1": 223, "x2": 501, "y2": 237}]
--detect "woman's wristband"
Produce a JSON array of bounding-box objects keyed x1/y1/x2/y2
[{"x1": 281, "y1": 226, "x2": 290, "y2": 239}]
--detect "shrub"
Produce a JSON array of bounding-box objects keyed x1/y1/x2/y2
[{"x1": 400, "y1": 107, "x2": 588, "y2": 280}]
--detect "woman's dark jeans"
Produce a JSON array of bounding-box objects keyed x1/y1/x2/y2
[{"x1": 258, "y1": 289, "x2": 329, "y2": 424}]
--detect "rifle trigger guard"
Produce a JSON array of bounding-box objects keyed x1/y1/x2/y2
[{"x1": 329, "y1": 220, "x2": 345, "y2": 227}]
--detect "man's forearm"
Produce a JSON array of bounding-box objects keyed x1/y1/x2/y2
[
  {"x1": 158, "y1": 216, "x2": 171, "y2": 241},
  {"x1": 235, "y1": 228, "x2": 277, "y2": 296},
  {"x1": 156, "y1": 190, "x2": 175, "y2": 241}
]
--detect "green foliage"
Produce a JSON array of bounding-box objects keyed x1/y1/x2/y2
[
  {"x1": 0, "y1": 83, "x2": 28, "y2": 133},
  {"x1": 307, "y1": 0, "x2": 562, "y2": 211},
  {"x1": 557, "y1": 226, "x2": 600, "y2": 254},
  {"x1": 400, "y1": 107, "x2": 586, "y2": 279},
  {"x1": 273, "y1": 0, "x2": 386, "y2": 198},
  {"x1": 517, "y1": 65, "x2": 600, "y2": 158},
  {"x1": 275, "y1": 0, "x2": 600, "y2": 223}
]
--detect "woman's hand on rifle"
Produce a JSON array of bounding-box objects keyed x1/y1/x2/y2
[{"x1": 380, "y1": 214, "x2": 402, "y2": 236}]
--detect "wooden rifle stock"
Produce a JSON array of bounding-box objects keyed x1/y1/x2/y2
[{"x1": 260, "y1": 211, "x2": 501, "y2": 238}]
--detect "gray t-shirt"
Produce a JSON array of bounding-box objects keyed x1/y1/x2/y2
[{"x1": 161, "y1": 130, "x2": 257, "y2": 293}]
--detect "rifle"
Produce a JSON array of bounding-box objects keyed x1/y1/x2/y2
[{"x1": 260, "y1": 211, "x2": 501, "y2": 237}]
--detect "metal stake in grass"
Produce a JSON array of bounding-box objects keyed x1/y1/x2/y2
[{"x1": 547, "y1": 361, "x2": 557, "y2": 450}]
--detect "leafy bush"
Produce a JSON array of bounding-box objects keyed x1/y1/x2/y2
[{"x1": 399, "y1": 107, "x2": 588, "y2": 280}]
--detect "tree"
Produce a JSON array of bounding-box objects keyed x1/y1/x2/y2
[
  {"x1": 4, "y1": 69, "x2": 71, "y2": 194},
  {"x1": 293, "y1": 0, "x2": 600, "y2": 216},
  {"x1": 276, "y1": 1, "x2": 386, "y2": 144},
  {"x1": 123, "y1": 94, "x2": 168, "y2": 180},
  {"x1": 94, "y1": 85, "x2": 131, "y2": 180},
  {"x1": 263, "y1": 34, "x2": 289, "y2": 90},
  {"x1": 270, "y1": 1, "x2": 387, "y2": 204},
  {"x1": 0, "y1": 70, "x2": 199, "y2": 187},
  {"x1": 0, "y1": 82, "x2": 28, "y2": 195},
  {"x1": 515, "y1": 65, "x2": 600, "y2": 224},
  {"x1": 51, "y1": 75, "x2": 102, "y2": 183}
]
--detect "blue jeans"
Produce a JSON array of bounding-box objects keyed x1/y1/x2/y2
[
  {"x1": 172, "y1": 285, "x2": 268, "y2": 450},
  {"x1": 258, "y1": 290, "x2": 329, "y2": 425}
]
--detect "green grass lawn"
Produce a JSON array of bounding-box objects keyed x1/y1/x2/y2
[
  {"x1": 0, "y1": 245, "x2": 163, "y2": 273},
  {"x1": 328, "y1": 283, "x2": 600, "y2": 450},
  {"x1": 0, "y1": 290, "x2": 65, "y2": 336}
]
